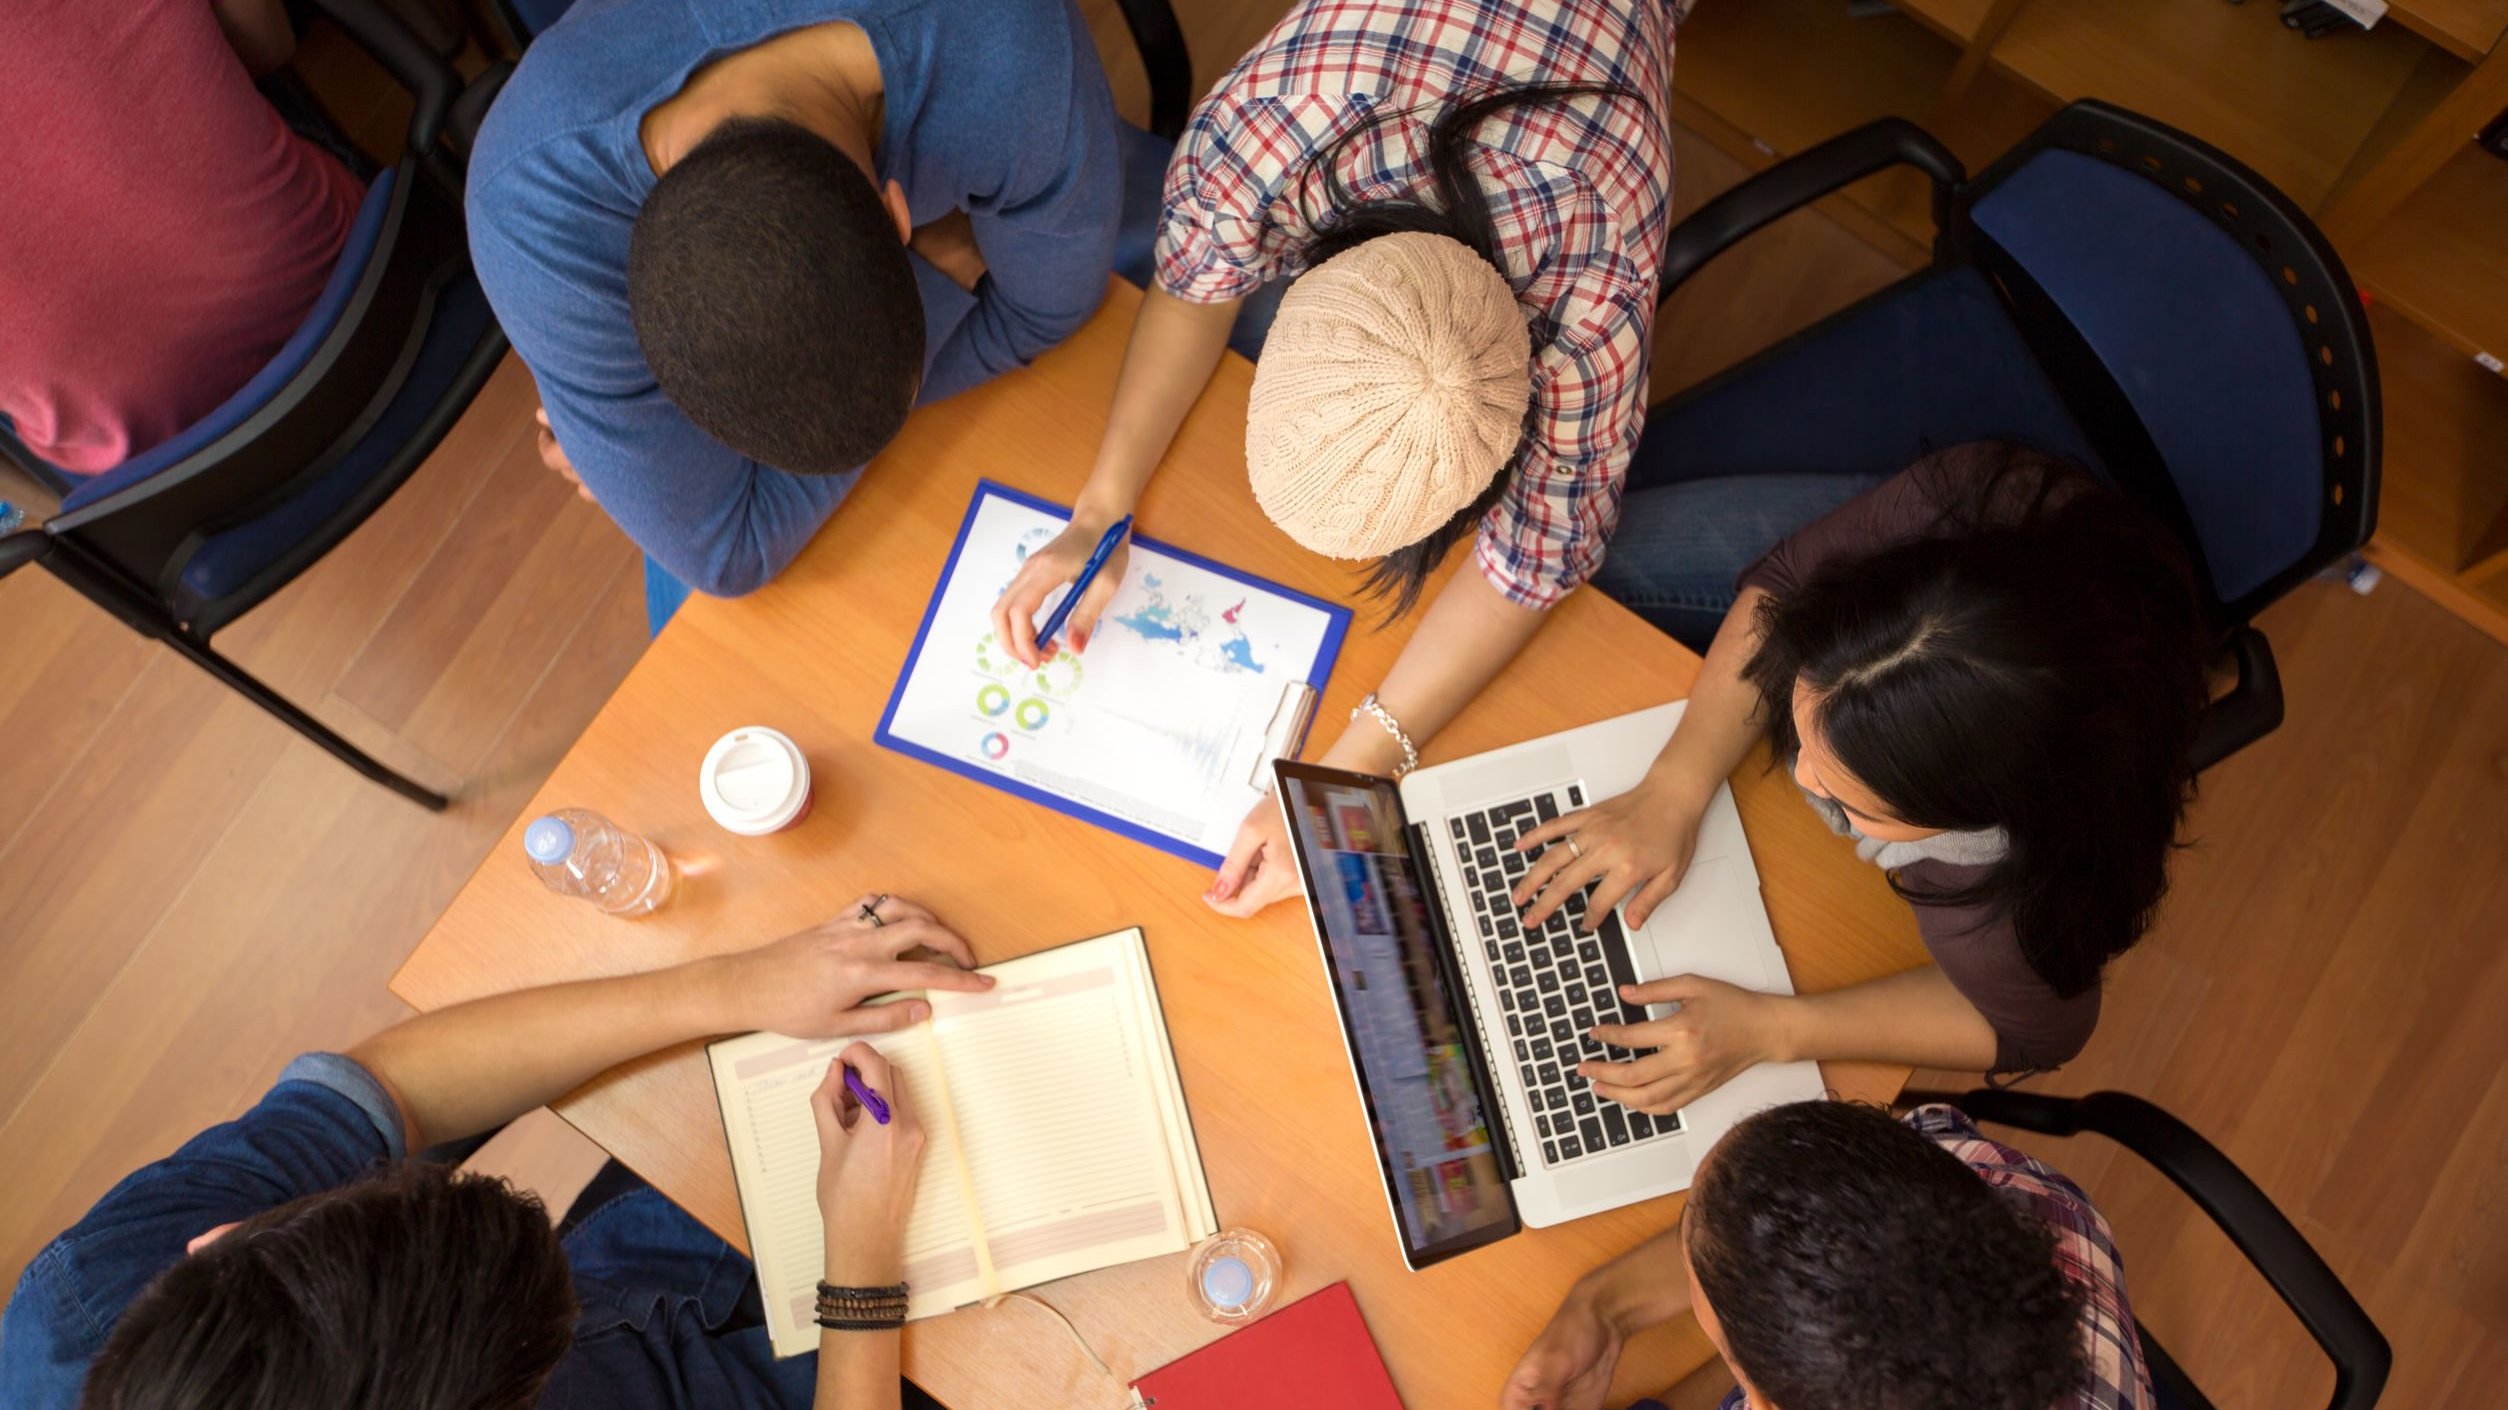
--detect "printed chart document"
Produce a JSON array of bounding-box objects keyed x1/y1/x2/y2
[
  {"x1": 876, "y1": 482, "x2": 1350, "y2": 867},
  {"x1": 707, "y1": 929, "x2": 1218, "y2": 1357}
]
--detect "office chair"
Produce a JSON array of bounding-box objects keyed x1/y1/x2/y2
[
  {"x1": 1901, "y1": 1088, "x2": 2391, "y2": 1410},
  {"x1": 1642, "y1": 100, "x2": 2380, "y2": 772},
  {"x1": 0, "y1": 0, "x2": 513, "y2": 810}
]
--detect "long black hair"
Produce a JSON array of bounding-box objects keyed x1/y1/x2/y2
[
  {"x1": 1293, "y1": 81, "x2": 1634, "y2": 615},
  {"x1": 1743, "y1": 442, "x2": 2210, "y2": 998},
  {"x1": 1688, "y1": 1101, "x2": 2088, "y2": 1410}
]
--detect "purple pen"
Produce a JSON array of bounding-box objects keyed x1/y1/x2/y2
[{"x1": 843, "y1": 1066, "x2": 891, "y2": 1125}]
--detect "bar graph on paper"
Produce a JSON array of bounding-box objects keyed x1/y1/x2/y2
[{"x1": 878, "y1": 485, "x2": 1348, "y2": 865}]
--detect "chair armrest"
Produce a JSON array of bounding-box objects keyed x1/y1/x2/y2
[
  {"x1": 0, "y1": 529, "x2": 52, "y2": 579},
  {"x1": 449, "y1": 62, "x2": 514, "y2": 160},
  {"x1": 1659, "y1": 118, "x2": 1963, "y2": 305},
  {"x1": 301, "y1": 0, "x2": 460, "y2": 156},
  {"x1": 2189, "y1": 625, "x2": 2283, "y2": 774},
  {"x1": 1113, "y1": 0, "x2": 1194, "y2": 141},
  {"x1": 1907, "y1": 1089, "x2": 2391, "y2": 1410}
]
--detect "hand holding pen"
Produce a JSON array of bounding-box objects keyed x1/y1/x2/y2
[{"x1": 989, "y1": 513, "x2": 1134, "y2": 668}]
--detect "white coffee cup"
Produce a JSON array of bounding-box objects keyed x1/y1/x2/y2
[{"x1": 699, "y1": 726, "x2": 813, "y2": 835}]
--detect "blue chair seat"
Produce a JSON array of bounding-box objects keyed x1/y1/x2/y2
[
  {"x1": 40, "y1": 168, "x2": 494, "y2": 617},
  {"x1": 174, "y1": 269, "x2": 496, "y2": 614},
  {"x1": 1633, "y1": 262, "x2": 2103, "y2": 486},
  {"x1": 60, "y1": 171, "x2": 400, "y2": 515}
]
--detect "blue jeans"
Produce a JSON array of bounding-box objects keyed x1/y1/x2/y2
[{"x1": 1589, "y1": 454, "x2": 1880, "y2": 653}]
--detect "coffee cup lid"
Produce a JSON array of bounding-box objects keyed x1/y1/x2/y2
[{"x1": 700, "y1": 727, "x2": 809, "y2": 835}]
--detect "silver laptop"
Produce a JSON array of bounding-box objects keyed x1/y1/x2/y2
[{"x1": 1272, "y1": 701, "x2": 1826, "y2": 1269}]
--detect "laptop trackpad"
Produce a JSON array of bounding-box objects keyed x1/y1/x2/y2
[{"x1": 1633, "y1": 857, "x2": 1771, "y2": 994}]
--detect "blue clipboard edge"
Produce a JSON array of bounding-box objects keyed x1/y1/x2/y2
[{"x1": 870, "y1": 479, "x2": 1355, "y2": 872}]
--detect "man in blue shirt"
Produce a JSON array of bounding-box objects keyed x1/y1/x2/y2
[
  {"x1": 1, "y1": 896, "x2": 990, "y2": 1410},
  {"x1": 469, "y1": 0, "x2": 1121, "y2": 629}
]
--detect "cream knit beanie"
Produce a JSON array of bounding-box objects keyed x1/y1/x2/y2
[{"x1": 1245, "y1": 231, "x2": 1531, "y2": 559}]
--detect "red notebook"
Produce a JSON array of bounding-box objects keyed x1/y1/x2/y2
[{"x1": 1131, "y1": 1282, "x2": 1403, "y2": 1409}]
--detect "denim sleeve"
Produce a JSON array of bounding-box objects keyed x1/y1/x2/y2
[{"x1": 0, "y1": 1056, "x2": 405, "y2": 1410}]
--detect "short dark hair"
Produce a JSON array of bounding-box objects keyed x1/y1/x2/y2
[
  {"x1": 80, "y1": 1163, "x2": 576, "y2": 1410},
  {"x1": 1689, "y1": 1101, "x2": 2090, "y2": 1410},
  {"x1": 1744, "y1": 441, "x2": 2210, "y2": 997},
  {"x1": 628, "y1": 116, "x2": 923, "y2": 473}
]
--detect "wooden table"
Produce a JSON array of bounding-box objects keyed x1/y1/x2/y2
[{"x1": 392, "y1": 281, "x2": 1930, "y2": 1408}]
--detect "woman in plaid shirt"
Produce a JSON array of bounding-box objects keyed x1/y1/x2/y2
[{"x1": 990, "y1": 0, "x2": 1686, "y2": 918}]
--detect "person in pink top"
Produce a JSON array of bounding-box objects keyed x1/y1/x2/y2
[{"x1": 0, "y1": 0, "x2": 365, "y2": 475}]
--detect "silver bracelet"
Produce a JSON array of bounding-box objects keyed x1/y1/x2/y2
[{"x1": 1352, "y1": 692, "x2": 1419, "y2": 778}]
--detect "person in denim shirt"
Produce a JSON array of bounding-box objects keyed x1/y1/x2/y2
[{"x1": 1, "y1": 895, "x2": 990, "y2": 1410}]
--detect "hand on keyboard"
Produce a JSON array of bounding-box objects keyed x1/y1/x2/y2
[
  {"x1": 1510, "y1": 776, "x2": 1704, "y2": 931},
  {"x1": 1577, "y1": 974, "x2": 1784, "y2": 1116}
]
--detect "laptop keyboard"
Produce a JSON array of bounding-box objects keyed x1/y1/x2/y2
[{"x1": 1450, "y1": 788, "x2": 1684, "y2": 1168}]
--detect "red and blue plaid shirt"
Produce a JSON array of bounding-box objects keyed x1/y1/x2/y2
[
  {"x1": 1713, "y1": 1105, "x2": 2155, "y2": 1410},
  {"x1": 1154, "y1": 0, "x2": 1687, "y2": 609}
]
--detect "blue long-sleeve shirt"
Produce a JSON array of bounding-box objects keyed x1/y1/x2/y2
[{"x1": 469, "y1": 0, "x2": 1120, "y2": 596}]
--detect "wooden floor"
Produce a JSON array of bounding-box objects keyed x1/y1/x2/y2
[{"x1": 3, "y1": 7, "x2": 2502, "y2": 1406}]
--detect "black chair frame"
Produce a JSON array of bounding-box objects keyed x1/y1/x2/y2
[
  {"x1": 1904, "y1": 1088, "x2": 2391, "y2": 1410},
  {"x1": 1651, "y1": 102, "x2": 2381, "y2": 773},
  {"x1": 0, "y1": 0, "x2": 509, "y2": 811}
]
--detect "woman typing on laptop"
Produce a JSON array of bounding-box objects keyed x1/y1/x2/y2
[{"x1": 1511, "y1": 441, "x2": 2211, "y2": 1111}]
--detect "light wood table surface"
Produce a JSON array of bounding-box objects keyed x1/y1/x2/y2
[{"x1": 392, "y1": 281, "x2": 1930, "y2": 1409}]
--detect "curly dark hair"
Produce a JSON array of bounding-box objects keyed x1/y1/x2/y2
[
  {"x1": 1743, "y1": 441, "x2": 2210, "y2": 997},
  {"x1": 1688, "y1": 1101, "x2": 2090, "y2": 1410},
  {"x1": 628, "y1": 116, "x2": 923, "y2": 475},
  {"x1": 81, "y1": 1162, "x2": 577, "y2": 1410}
]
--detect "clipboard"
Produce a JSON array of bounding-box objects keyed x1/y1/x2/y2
[{"x1": 873, "y1": 481, "x2": 1351, "y2": 869}]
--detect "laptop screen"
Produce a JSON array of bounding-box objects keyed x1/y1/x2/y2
[{"x1": 1275, "y1": 763, "x2": 1519, "y2": 1267}]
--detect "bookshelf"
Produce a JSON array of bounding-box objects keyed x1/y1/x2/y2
[
  {"x1": 2387, "y1": 0, "x2": 2508, "y2": 63},
  {"x1": 1671, "y1": 0, "x2": 2508, "y2": 643},
  {"x1": 1989, "y1": 0, "x2": 2431, "y2": 208},
  {"x1": 2356, "y1": 143, "x2": 2508, "y2": 366}
]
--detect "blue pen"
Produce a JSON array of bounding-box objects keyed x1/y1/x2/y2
[
  {"x1": 843, "y1": 1066, "x2": 891, "y2": 1125},
  {"x1": 1032, "y1": 515, "x2": 1132, "y2": 653}
]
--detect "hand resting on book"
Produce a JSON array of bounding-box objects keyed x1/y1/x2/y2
[{"x1": 708, "y1": 894, "x2": 996, "y2": 1039}]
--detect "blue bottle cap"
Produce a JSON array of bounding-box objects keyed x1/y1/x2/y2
[
  {"x1": 523, "y1": 815, "x2": 576, "y2": 864},
  {"x1": 1201, "y1": 1254, "x2": 1254, "y2": 1309}
]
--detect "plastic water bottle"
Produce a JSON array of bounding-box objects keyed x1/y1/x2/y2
[
  {"x1": 0, "y1": 502, "x2": 23, "y2": 534},
  {"x1": 523, "y1": 809, "x2": 675, "y2": 917}
]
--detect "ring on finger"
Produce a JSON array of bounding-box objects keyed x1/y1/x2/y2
[
  {"x1": 1566, "y1": 836, "x2": 1583, "y2": 860},
  {"x1": 858, "y1": 893, "x2": 890, "y2": 928}
]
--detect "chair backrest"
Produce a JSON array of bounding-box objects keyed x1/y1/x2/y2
[
  {"x1": 1951, "y1": 101, "x2": 2377, "y2": 630},
  {"x1": 1913, "y1": 1088, "x2": 2391, "y2": 1410},
  {"x1": 44, "y1": 158, "x2": 469, "y2": 597}
]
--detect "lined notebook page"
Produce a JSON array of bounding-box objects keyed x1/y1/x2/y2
[
  {"x1": 709, "y1": 1023, "x2": 987, "y2": 1356},
  {"x1": 707, "y1": 929, "x2": 1216, "y2": 1358},
  {"x1": 929, "y1": 933, "x2": 1216, "y2": 1289}
]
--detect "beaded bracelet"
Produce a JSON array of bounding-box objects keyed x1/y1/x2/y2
[{"x1": 815, "y1": 1281, "x2": 910, "y2": 1331}]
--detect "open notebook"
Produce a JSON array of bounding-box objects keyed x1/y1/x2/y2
[{"x1": 707, "y1": 928, "x2": 1218, "y2": 1357}]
